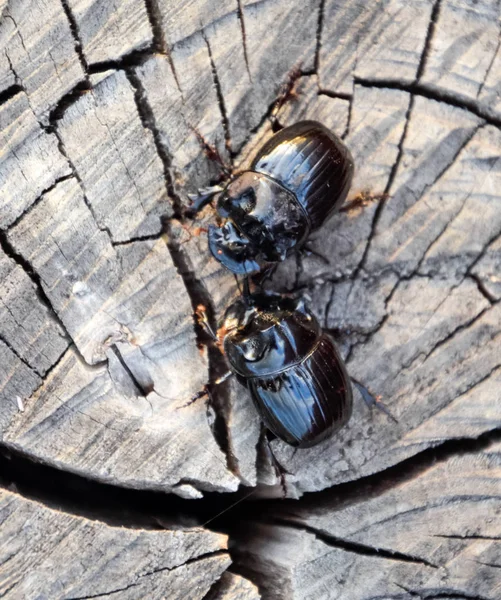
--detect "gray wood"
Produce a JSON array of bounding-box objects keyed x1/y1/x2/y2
[
  {"x1": 57, "y1": 69, "x2": 172, "y2": 242},
  {"x1": 421, "y1": 0, "x2": 500, "y2": 100},
  {"x1": 0, "y1": 248, "x2": 69, "y2": 375},
  {"x1": 209, "y1": 572, "x2": 261, "y2": 600},
  {"x1": 0, "y1": 0, "x2": 84, "y2": 120},
  {"x1": 0, "y1": 487, "x2": 230, "y2": 599},
  {"x1": 231, "y1": 442, "x2": 501, "y2": 600},
  {"x1": 0, "y1": 92, "x2": 71, "y2": 229},
  {"x1": 0, "y1": 0, "x2": 500, "y2": 598},
  {"x1": 318, "y1": 0, "x2": 436, "y2": 94},
  {"x1": 66, "y1": 0, "x2": 153, "y2": 65},
  {"x1": 4, "y1": 177, "x2": 237, "y2": 493}
]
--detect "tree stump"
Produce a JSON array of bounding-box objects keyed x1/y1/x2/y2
[{"x1": 0, "y1": 0, "x2": 500, "y2": 598}]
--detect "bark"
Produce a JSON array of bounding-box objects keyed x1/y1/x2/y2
[{"x1": 0, "y1": 0, "x2": 500, "y2": 598}]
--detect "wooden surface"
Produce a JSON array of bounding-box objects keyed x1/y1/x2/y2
[{"x1": 0, "y1": 0, "x2": 500, "y2": 598}]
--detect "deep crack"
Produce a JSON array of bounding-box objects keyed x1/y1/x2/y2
[
  {"x1": 126, "y1": 69, "x2": 183, "y2": 216},
  {"x1": 236, "y1": 0, "x2": 251, "y2": 80},
  {"x1": 203, "y1": 32, "x2": 233, "y2": 161},
  {"x1": 165, "y1": 221, "x2": 239, "y2": 479},
  {"x1": 273, "y1": 519, "x2": 439, "y2": 568},
  {"x1": 59, "y1": 0, "x2": 90, "y2": 75}
]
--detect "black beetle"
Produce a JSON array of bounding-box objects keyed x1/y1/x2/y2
[
  {"x1": 193, "y1": 291, "x2": 394, "y2": 448},
  {"x1": 216, "y1": 292, "x2": 353, "y2": 448},
  {"x1": 189, "y1": 120, "x2": 354, "y2": 275}
]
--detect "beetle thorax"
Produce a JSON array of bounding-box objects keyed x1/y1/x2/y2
[{"x1": 221, "y1": 294, "x2": 321, "y2": 378}]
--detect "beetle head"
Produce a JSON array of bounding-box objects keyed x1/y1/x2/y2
[
  {"x1": 221, "y1": 293, "x2": 320, "y2": 378},
  {"x1": 209, "y1": 171, "x2": 309, "y2": 275}
]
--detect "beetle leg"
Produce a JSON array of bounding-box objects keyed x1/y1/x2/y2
[
  {"x1": 177, "y1": 371, "x2": 233, "y2": 409},
  {"x1": 242, "y1": 276, "x2": 252, "y2": 303},
  {"x1": 260, "y1": 429, "x2": 291, "y2": 497},
  {"x1": 185, "y1": 184, "x2": 226, "y2": 217},
  {"x1": 214, "y1": 370, "x2": 233, "y2": 385},
  {"x1": 252, "y1": 263, "x2": 279, "y2": 288},
  {"x1": 340, "y1": 191, "x2": 389, "y2": 214},
  {"x1": 191, "y1": 126, "x2": 232, "y2": 177},
  {"x1": 195, "y1": 304, "x2": 218, "y2": 342},
  {"x1": 351, "y1": 378, "x2": 398, "y2": 424}
]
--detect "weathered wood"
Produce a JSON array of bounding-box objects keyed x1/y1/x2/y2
[
  {"x1": 318, "y1": 0, "x2": 435, "y2": 94},
  {"x1": 0, "y1": 248, "x2": 69, "y2": 375},
  {"x1": 0, "y1": 487, "x2": 230, "y2": 599},
  {"x1": 231, "y1": 442, "x2": 501, "y2": 599},
  {"x1": 57, "y1": 69, "x2": 172, "y2": 242},
  {"x1": 1, "y1": 0, "x2": 500, "y2": 597},
  {"x1": 0, "y1": 92, "x2": 71, "y2": 229},
  {"x1": 0, "y1": 0, "x2": 84, "y2": 120},
  {"x1": 421, "y1": 0, "x2": 500, "y2": 100},
  {"x1": 66, "y1": 0, "x2": 153, "y2": 65},
  {"x1": 207, "y1": 572, "x2": 261, "y2": 600}
]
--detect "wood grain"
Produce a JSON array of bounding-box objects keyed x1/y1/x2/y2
[
  {"x1": 232, "y1": 442, "x2": 501, "y2": 599},
  {"x1": 0, "y1": 0, "x2": 85, "y2": 120},
  {"x1": 66, "y1": 0, "x2": 153, "y2": 64},
  {"x1": 0, "y1": 0, "x2": 500, "y2": 597},
  {"x1": 0, "y1": 92, "x2": 71, "y2": 229},
  {"x1": 0, "y1": 487, "x2": 230, "y2": 599},
  {"x1": 57, "y1": 69, "x2": 172, "y2": 242}
]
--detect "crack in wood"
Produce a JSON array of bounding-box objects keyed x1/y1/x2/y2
[
  {"x1": 433, "y1": 534, "x2": 501, "y2": 541},
  {"x1": 46, "y1": 80, "x2": 93, "y2": 123},
  {"x1": 142, "y1": 0, "x2": 167, "y2": 53},
  {"x1": 108, "y1": 345, "x2": 149, "y2": 396},
  {"x1": 125, "y1": 69, "x2": 183, "y2": 216},
  {"x1": 468, "y1": 273, "x2": 498, "y2": 304},
  {"x1": 58, "y1": 0, "x2": 89, "y2": 75},
  {"x1": 0, "y1": 232, "x2": 73, "y2": 352},
  {"x1": 110, "y1": 233, "x2": 164, "y2": 247},
  {"x1": 336, "y1": 119, "x2": 491, "y2": 359},
  {"x1": 0, "y1": 84, "x2": 23, "y2": 107},
  {"x1": 353, "y1": 78, "x2": 501, "y2": 128},
  {"x1": 352, "y1": 92, "x2": 414, "y2": 282},
  {"x1": 86, "y1": 48, "x2": 157, "y2": 74},
  {"x1": 314, "y1": 0, "x2": 326, "y2": 74},
  {"x1": 5, "y1": 173, "x2": 74, "y2": 231},
  {"x1": 415, "y1": 0, "x2": 442, "y2": 83},
  {"x1": 235, "y1": 0, "x2": 251, "y2": 80},
  {"x1": 317, "y1": 88, "x2": 352, "y2": 101},
  {"x1": 397, "y1": 587, "x2": 492, "y2": 600},
  {"x1": 272, "y1": 519, "x2": 439, "y2": 568},
  {"x1": 0, "y1": 332, "x2": 37, "y2": 376},
  {"x1": 477, "y1": 24, "x2": 501, "y2": 100},
  {"x1": 0, "y1": 425, "x2": 499, "y2": 600},
  {"x1": 203, "y1": 32, "x2": 233, "y2": 161},
  {"x1": 401, "y1": 304, "x2": 495, "y2": 372},
  {"x1": 165, "y1": 222, "x2": 239, "y2": 479},
  {"x1": 1, "y1": 426, "x2": 499, "y2": 545},
  {"x1": 63, "y1": 550, "x2": 228, "y2": 600},
  {"x1": 50, "y1": 127, "x2": 115, "y2": 242}
]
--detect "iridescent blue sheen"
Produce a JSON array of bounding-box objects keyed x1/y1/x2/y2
[{"x1": 223, "y1": 294, "x2": 353, "y2": 448}]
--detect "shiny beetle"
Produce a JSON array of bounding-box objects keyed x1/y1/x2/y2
[
  {"x1": 190, "y1": 120, "x2": 354, "y2": 275},
  {"x1": 219, "y1": 292, "x2": 353, "y2": 448}
]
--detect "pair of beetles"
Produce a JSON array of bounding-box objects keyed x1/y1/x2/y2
[{"x1": 189, "y1": 121, "x2": 377, "y2": 449}]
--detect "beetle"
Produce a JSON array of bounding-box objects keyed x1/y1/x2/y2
[
  {"x1": 193, "y1": 291, "x2": 395, "y2": 448},
  {"x1": 200, "y1": 292, "x2": 351, "y2": 448},
  {"x1": 188, "y1": 120, "x2": 354, "y2": 275}
]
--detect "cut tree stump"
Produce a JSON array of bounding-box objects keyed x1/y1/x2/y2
[{"x1": 0, "y1": 0, "x2": 500, "y2": 598}]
